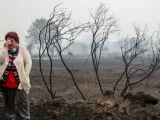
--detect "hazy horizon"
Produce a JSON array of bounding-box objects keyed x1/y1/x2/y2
[{"x1": 0, "y1": 0, "x2": 160, "y2": 46}]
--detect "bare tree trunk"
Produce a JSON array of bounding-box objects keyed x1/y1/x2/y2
[
  {"x1": 114, "y1": 24, "x2": 160, "y2": 96},
  {"x1": 38, "y1": 3, "x2": 86, "y2": 100},
  {"x1": 58, "y1": 50, "x2": 86, "y2": 100},
  {"x1": 113, "y1": 69, "x2": 125, "y2": 95},
  {"x1": 88, "y1": 3, "x2": 118, "y2": 94}
]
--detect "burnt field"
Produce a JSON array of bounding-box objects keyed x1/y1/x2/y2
[
  {"x1": 29, "y1": 58, "x2": 160, "y2": 100},
  {"x1": 28, "y1": 58, "x2": 160, "y2": 120}
]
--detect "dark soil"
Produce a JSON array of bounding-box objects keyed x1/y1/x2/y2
[{"x1": 2, "y1": 58, "x2": 160, "y2": 120}]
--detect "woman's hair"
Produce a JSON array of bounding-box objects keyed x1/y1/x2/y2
[{"x1": 5, "y1": 32, "x2": 19, "y2": 43}]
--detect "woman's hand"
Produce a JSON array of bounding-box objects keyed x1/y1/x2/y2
[{"x1": 4, "y1": 40, "x2": 11, "y2": 48}]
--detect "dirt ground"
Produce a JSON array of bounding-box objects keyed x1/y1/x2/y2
[{"x1": 28, "y1": 58, "x2": 160, "y2": 120}]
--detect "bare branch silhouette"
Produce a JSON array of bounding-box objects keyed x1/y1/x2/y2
[
  {"x1": 88, "y1": 3, "x2": 118, "y2": 94},
  {"x1": 113, "y1": 24, "x2": 160, "y2": 96},
  {"x1": 39, "y1": 4, "x2": 86, "y2": 100}
]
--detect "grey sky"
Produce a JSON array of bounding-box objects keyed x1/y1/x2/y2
[{"x1": 0, "y1": 0, "x2": 160, "y2": 46}]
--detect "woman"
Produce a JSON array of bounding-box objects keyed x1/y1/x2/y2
[{"x1": 0, "y1": 32, "x2": 32, "y2": 120}]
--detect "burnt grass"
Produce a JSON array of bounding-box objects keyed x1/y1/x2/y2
[
  {"x1": 29, "y1": 97, "x2": 125, "y2": 120},
  {"x1": 28, "y1": 58, "x2": 160, "y2": 120}
]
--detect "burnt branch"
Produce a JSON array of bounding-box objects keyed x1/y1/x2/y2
[
  {"x1": 88, "y1": 3, "x2": 118, "y2": 94},
  {"x1": 114, "y1": 24, "x2": 160, "y2": 96},
  {"x1": 39, "y1": 4, "x2": 86, "y2": 100}
]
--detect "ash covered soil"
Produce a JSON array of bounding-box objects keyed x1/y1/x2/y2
[{"x1": 26, "y1": 58, "x2": 160, "y2": 120}]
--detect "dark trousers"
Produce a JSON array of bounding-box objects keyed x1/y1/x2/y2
[{"x1": 1, "y1": 88, "x2": 30, "y2": 120}]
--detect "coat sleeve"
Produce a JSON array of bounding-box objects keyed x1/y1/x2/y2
[
  {"x1": 0, "y1": 45, "x2": 8, "y2": 65},
  {"x1": 23, "y1": 47, "x2": 32, "y2": 76}
]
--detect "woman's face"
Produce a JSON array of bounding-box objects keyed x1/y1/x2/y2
[{"x1": 6, "y1": 37, "x2": 18, "y2": 50}]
